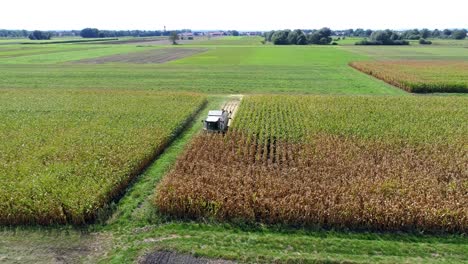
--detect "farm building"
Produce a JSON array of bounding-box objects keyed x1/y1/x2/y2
[
  {"x1": 180, "y1": 32, "x2": 194, "y2": 39},
  {"x1": 243, "y1": 32, "x2": 262, "y2": 36},
  {"x1": 209, "y1": 31, "x2": 225, "y2": 37}
]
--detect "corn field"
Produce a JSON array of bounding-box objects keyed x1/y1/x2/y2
[
  {"x1": 0, "y1": 89, "x2": 206, "y2": 225},
  {"x1": 350, "y1": 61, "x2": 468, "y2": 93},
  {"x1": 156, "y1": 95, "x2": 468, "y2": 232}
]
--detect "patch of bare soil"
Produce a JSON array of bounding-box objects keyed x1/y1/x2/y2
[
  {"x1": 139, "y1": 251, "x2": 236, "y2": 264},
  {"x1": 73, "y1": 48, "x2": 208, "y2": 64},
  {"x1": 96, "y1": 37, "x2": 204, "y2": 45},
  {"x1": 0, "y1": 231, "x2": 112, "y2": 264}
]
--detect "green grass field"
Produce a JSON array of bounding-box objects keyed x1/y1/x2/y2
[
  {"x1": 0, "y1": 44, "x2": 103, "y2": 58},
  {"x1": 187, "y1": 36, "x2": 265, "y2": 46},
  {"x1": 0, "y1": 36, "x2": 467, "y2": 263},
  {"x1": 0, "y1": 44, "x2": 404, "y2": 94},
  {"x1": 0, "y1": 44, "x2": 158, "y2": 64},
  {"x1": 332, "y1": 36, "x2": 365, "y2": 45}
]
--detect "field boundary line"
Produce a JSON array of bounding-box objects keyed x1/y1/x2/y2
[
  {"x1": 105, "y1": 97, "x2": 228, "y2": 226},
  {"x1": 97, "y1": 99, "x2": 208, "y2": 224}
]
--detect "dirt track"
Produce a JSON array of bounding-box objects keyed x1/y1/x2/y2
[
  {"x1": 140, "y1": 251, "x2": 236, "y2": 264},
  {"x1": 223, "y1": 95, "x2": 243, "y2": 127},
  {"x1": 73, "y1": 48, "x2": 207, "y2": 64}
]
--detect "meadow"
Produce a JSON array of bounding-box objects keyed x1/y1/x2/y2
[
  {"x1": 0, "y1": 45, "x2": 403, "y2": 94},
  {"x1": 156, "y1": 95, "x2": 468, "y2": 232},
  {"x1": 185, "y1": 36, "x2": 265, "y2": 46},
  {"x1": 0, "y1": 44, "x2": 157, "y2": 64},
  {"x1": 0, "y1": 44, "x2": 105, "y2": 58},
  {"x1": 0, "y1": 89, "x2": 206, "y2": 224}
]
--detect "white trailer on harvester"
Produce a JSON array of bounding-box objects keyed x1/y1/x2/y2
[{"x1": 202, "y1": 110, "x2": 231, "y2": 132}]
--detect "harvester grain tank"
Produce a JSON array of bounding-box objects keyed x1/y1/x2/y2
[{"x1": 202, "y1": 109, "x2": 231, "y2": 132}]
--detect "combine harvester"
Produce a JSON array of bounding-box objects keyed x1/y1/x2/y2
[
  {"x1": 202, "y1": 96, "x2": 242, "y2": 132},
  {"x1": 202, "y1": 109, "x2": 231, "y2": 132}
]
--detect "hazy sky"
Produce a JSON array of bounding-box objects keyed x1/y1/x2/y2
[{"x1": 1, "y1": 0, "x2": 467, "y2": 31}]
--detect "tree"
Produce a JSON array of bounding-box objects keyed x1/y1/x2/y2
[
  {"x1": 231, "y1": 30, "x2": 239, "y2": 36},
  {"x1": 358, "y1": 30, "x2": 409, "y2": 45},
  {"x1": 452, "y1": 29, "x2": 467, "y2": 40},
  {"x1": 80, "y1": 28, "x2": 100, "y2": 38},
  {"x1": 388, "y1": 29, "x2": 400, "y2": 40},
  {"x1": 402, "y1": 29, "x2": 420, "y2": 40},
  {"x1": 420, "y1": 28, "x2": 431, "y2": 39},
  {"x1": 271, "y1": 30, "x2": 289, "y2": 45},
  {"x1": 354, "y1": 28, "x2": 365, "y2": 37},
  {"x1": 287, "y1": 29, "x2": 301, "y2": 45},
  {"x1": 370, "y1": 30, "x2": 400, "y2": 44},
  {"x1": 265, "y1": 30, "x2": 275, "y2": 42},
  {"x1": 307, "y1": 27, "x2": 332, "y2": 45},
  {"x1": 419, "y1": 39, "x2": 432, "y2": 45},
  {"x1": 442, "y1": 29, "x2": 452, "y2": 38},
  {"x1": 344, "y1": 29, "x2": 354, "y2": 36},
  {"x1": 28, "y1": 30, "x2": 51, "y2": 40},
  {"x1": 307, "y1": 33, "x2": 321, "y2": 44},
  {"x1": 296, "y1": 31, "x2": 307, "y2": 45},
  {"x1": 432, "y1": 29, "x2": 441, "y2": 37},
  {"x1": 288, "y1": 29, "x2": 307, "y2": 45},
  {"x1": 169, "y1": 31, "x2": 179, "y2": 44}
]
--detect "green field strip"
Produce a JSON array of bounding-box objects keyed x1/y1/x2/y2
[{"x1": 0, "y1": 45, "x2": 160, "y2": 64}]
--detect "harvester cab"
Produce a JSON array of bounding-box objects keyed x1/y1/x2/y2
[{"x1": 202, "y1": 109, "x2": 231, "y2": 132}]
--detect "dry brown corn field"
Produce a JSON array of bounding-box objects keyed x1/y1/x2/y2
[{"x1": 156, "y1": 95, "x2": 468, "y2": 232}]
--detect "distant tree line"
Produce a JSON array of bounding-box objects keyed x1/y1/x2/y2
[
  {"x1": 0, "y1": 29, "x2": 29, "y2": 38},
  {"x1": 354, "y1": 28, "x2": 467, "y2": 45},
  {"x1": 0, "y1": 29, "x2": 53, "y2": 40},
  {"x1": 0, "y1": 29, "x2": 82, "y2": 38},
  {"x1": 0, "y1": 28, "x2": 193, "y2": 39},
  {"x1": 356, "y1": 30, "x2": 410, "y2": 45},
  {"x1": 335, "y1": 28, "x2": 374, "y2": 37},
  {"x1": 399, "y1": 28, "x2": 467, "y2": 40},
  {"x1": 2, "y1": 27, "x2": 466, "y2": 41},
  {"x1": 264, "y1": 28, "x2": 333, "y2": 45},
  {"x1": 335, "y1": 28, "x2": 467, "y2": 40},
  {"x1": 79, "y1": 28, "x2": 183, "y2": 38},
  {"x1": 28, "y1": 30, "x2": 51, "y2": 40}
]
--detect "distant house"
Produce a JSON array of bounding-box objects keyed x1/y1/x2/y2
[
  {"x1": 244, "y1": 32, "x2": 262, "y2": 36},
  {"x1": 209, "y1": 31, "x2": 225, "y2": 37},
  {"x1": 180, "y1": 32, "x2": 194, "y2": 38}
]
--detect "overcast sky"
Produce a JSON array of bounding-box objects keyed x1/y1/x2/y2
[{"x1": 1, "y1": 0, "x2": 467, "y2": 31}]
